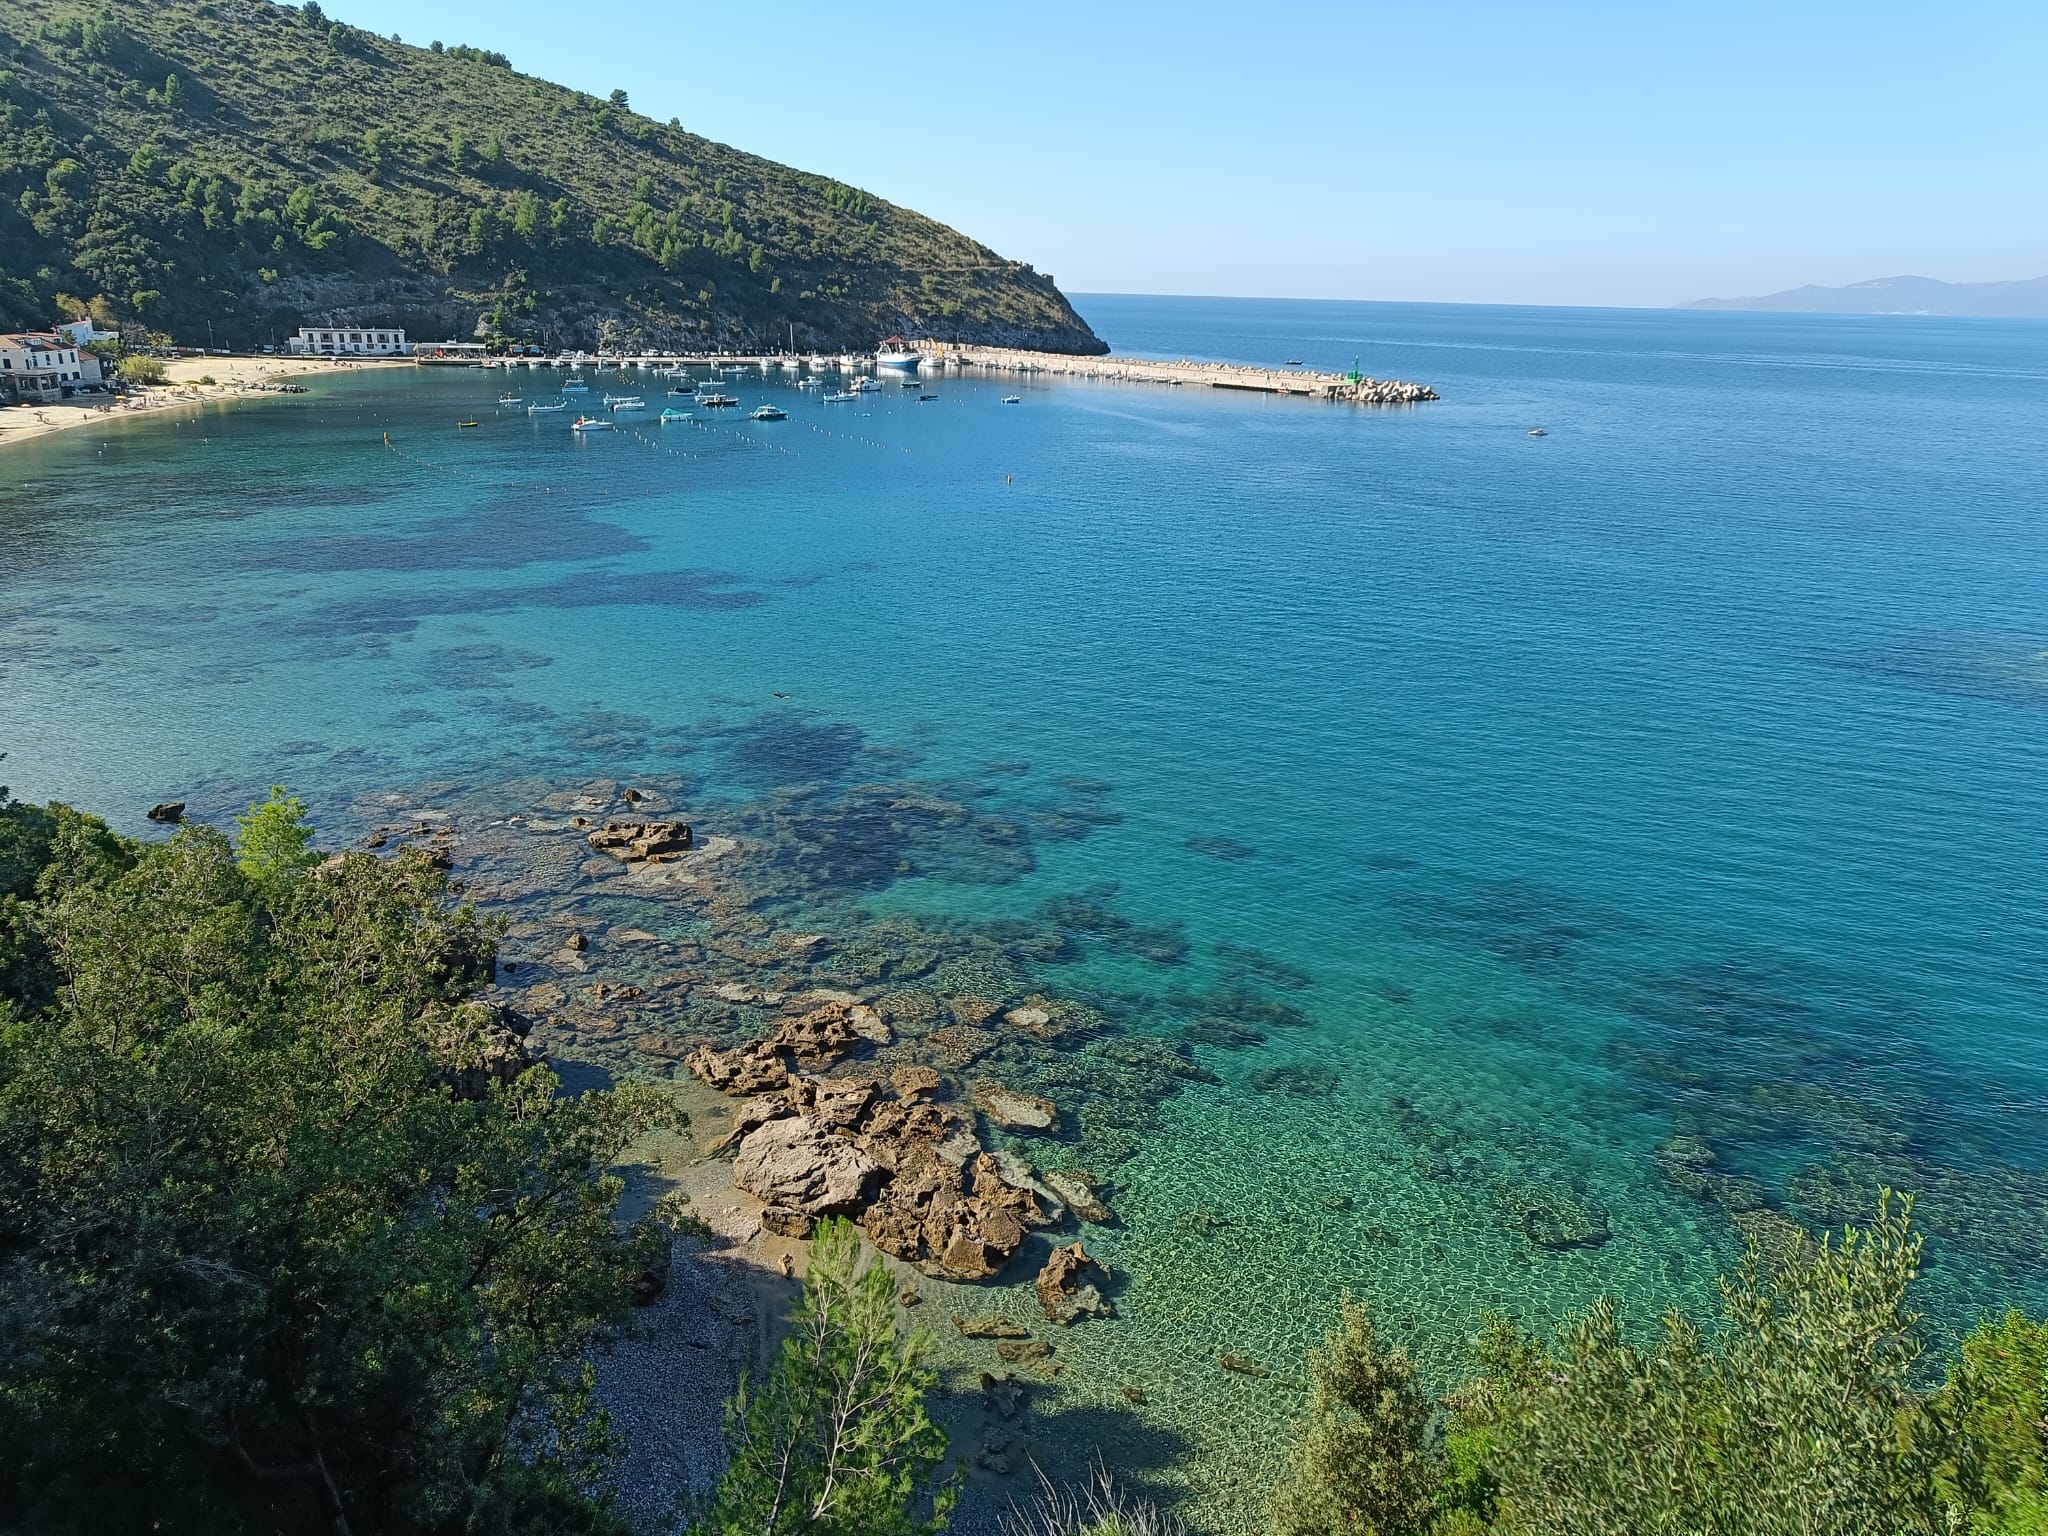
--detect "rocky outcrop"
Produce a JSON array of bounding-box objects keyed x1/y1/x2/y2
[
  {"x1": 731, "y1": 1115, "x2": 881, "y2": 1216},
  {"x1": 1035, "y1": 1242, "x2": 1113, "y2": 1324},
  {"x1": 146, "y1": 801, "x2": 186, "y2": 824},
  {"x1": 1043, "y1": 1168, "x2": 1114, "y2": 1225},
  {"x1": 862, "y1": 1147, "x2": 1049, "y2": 1281},
  {"x1": 587, "y1": 820, "x2": 693, "y2": 863}
]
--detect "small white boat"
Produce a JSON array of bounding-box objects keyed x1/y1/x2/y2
[
  {"x1": 528, "y1": 400, "x2": 569, "y2": 413},
  {"x1": 660, "y1": 407, "x2": 693, "y2": 423},
  {"x1": 807, "y1": 353, "x2": 833, "y2": 369},
  {"x1": 837, "y1": 353, "x2": 861, "y2": 369},
  {"x1": 750, "y1": 404, "x2": 787, "y2": 421},
  {"x1": 606, "y1": 395, "x2": 646, "y2": 411},
  {"x1": 570, "y1": 416, "x2": 611, "y2": 432},
  {"x1": 1001, "y1": 395, "x2": 1021, "y2": 404},
  {"x1": 822, "y1": 390, "x2": 857, "y2": 403},
  {"x1": 497, "y1": 392, "x2": 521, "y2": 405},
  {"x1": 851, "y1": 377, "x2": 881, "y2": 393},
  {"x1": 562, "y1": 379, "x2": 589, "y2": 392}
]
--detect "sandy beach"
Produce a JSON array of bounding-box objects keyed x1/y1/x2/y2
[{"x1": 0, "y1": 353, "x2": 413, "y2": 451}]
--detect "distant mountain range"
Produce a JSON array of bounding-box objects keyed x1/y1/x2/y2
[{"x1": 1681, "y1": 274, "x2": 2048, "y2": 319}]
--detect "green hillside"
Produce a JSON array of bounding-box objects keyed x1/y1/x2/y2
[{"x1": 0, "y1": 0, "x2": 1105, "y2": 352}]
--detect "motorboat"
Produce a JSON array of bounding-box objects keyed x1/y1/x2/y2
[
  {"x1": 497, "y1": 392, "x2": 521, "y2": 404},
  {"x1": 1001, "y1": 395, "x2": 1021, "y2": 404},
  {"x1": 918, "y1": 393, "x2": 939, "y2": 402},
  {"x1": 570, "y1": 416, "x2": 611, "y2": 431},
  {"x1": 660, "y1": 407, "x2": 693, "y2": 423},
  {"x1": 1528, "y1": 427, "x2": 1549, "y2": 437},
  {"x1": 851, "y1": 376, "x2": 881, "y2": 393},
  {"x1": 562, "y1": 379, "x2": 589, "y2": 392},
  {"x1": 606, "y1": 395, "x2": 646, "y2": 411},
  {"x1": 807, "y1": 353, "x2": 833, "y2": 369},
  {"x1": 822, "y1": 390, "x2": 857, "y2": 403},
  {"x1": 528, "y1": 400, "x2": 569, "y2": 413},
  {"x1": 699, "y1": 393, "x2": 739, "y2": 408},
  {"x1": 749, "y1": 404, "x2": 788, "y2": 421}
]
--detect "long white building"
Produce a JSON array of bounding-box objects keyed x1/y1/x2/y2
[{"x1": 288, "y1": 325, "x2": 410, "y2": 356}]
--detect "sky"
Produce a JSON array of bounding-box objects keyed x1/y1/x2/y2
[{"x1": 326, "y1": 0, "x2": 2047, "y2": 308}]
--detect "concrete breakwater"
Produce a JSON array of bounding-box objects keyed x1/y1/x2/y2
[{"x1": 924, "y1": 343, "x2": 1440, "y2": 405}]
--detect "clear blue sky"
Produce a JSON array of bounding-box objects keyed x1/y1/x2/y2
[{"x1": 328, "y1": 0, "x2": 2045, "y2": 308}]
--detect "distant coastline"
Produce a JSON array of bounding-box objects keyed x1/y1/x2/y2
[
  {"x1": 0, "y1": 356, "x2": 409, "y2": 453},
  {"x1": 1680, "y1": 272, "x2": 2048, "y2": 319}
]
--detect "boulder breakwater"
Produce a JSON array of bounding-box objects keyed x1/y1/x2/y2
[{"x1": 924, "y1": 343, "x2": 1441, "y2": 405}]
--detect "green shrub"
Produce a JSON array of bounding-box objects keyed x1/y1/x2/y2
[
  {"x1": 1270, "y1": 1295, "x2": 1440, "y2": 1536},
  {"x1": 117, "y1": 353, "x2": 166, "y2": 384},
  {"x1": 694, "y1": 1218, "x2": 952, "y2": 1535}
]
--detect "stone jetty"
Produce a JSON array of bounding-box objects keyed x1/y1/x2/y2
[{"x1": 923, "y1": 343, "x2": 1439, "y2": 405}]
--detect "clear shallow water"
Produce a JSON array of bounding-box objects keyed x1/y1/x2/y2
[{"x1": 4, "y1": 298, "x2": 2047, "y2": 1517}]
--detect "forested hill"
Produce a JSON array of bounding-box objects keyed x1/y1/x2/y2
[{"x1": 0, "y1": 0, "x2": 1106, "y2": 353}]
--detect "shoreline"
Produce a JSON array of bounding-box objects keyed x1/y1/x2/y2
[
  {"x1": 925, "y1": 342, "x2": 1440, "y2": 404},
  {"x1": 0, "y1": 354, "x2": 413, "y2": 452}
]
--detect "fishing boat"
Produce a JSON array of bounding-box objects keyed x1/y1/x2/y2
[
  {"x1": 749, "y1": 404, "x2": 787, "y2": 421},
  {"x1": 659, "y1": 407, "x2": 693, "y2": 423},
  {"x1": 837, "y1": 353, "x2": 861, "y2": 369},
  {"x1": 1001, "y1": 395, "x2": 1021, "y2": 404},
  {"x1": 528, "y1": 400, "x2": 569, "y2": 413},
  {"x1": 822, "y1": 390, "x2": 857, "y2": 403},
  {"x1": 562, "y1": 378, "x2": 590, "y2": 392},
  {"x1": 807, "y1": 353, "x2": 832, "y2": 369},
  {"x1": 699, "y1": 392, "x2": 739, "y2": 408},
  {"x1": 606, "y1": 395, "x2": 646, "y2": 411},
  {"x1": 497, "y1": 392, "x2": 521, "y2": 405},
  {"x1": 851, "y1": 376, "x2": 881, "y2": 393},
  {"x1": 570, "y1": 416, "x2": 611, "y2": 432},
  {"x1": 875, "y1": 336, "x2": 919, "y2": 370}
]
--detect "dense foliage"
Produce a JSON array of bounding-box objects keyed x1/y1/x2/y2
[
  {"x1": 0, "y1": 782, "x2": 680, "y2": 1534},
  {"x1": 1276, "y1": 1194, "x2": 2048, "y2": 1536},
  {"x1": 0, "y1": 0, "x2": 1104, "y2": 352},
  {"x1": 695, "y1": 1216, "x2": 954, "y2": 1536}
]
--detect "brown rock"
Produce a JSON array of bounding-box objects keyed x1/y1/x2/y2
[
  {"x1": 1035, "y1": 1241, "x2": 1114, "y2": 1324},
  {"x1": 731, "y1": 1116, "x2": 880, "y2": 1216},
  {"x1": 768, "y1": 1002, "x2": 864, "y2": 1067},
  {"x1": 891, "y1": 1065, "x2": 944, "y2": 1103},
  {"x1": 1220, "y1": 1351, "x2": 1268, "y2": 1378},
  {"x1": 789, "y1": 1075, "x2": 876, "y2": 1131},
  {"x1": 975, "y1": 1082, "x2": 1060, "y2": 1133},
  {"x1": 685, "y1": 1041, "x2": 792, "y2": 1096},
  {"x1": 587, "y1": 819, "x2": 693, "y2": 863},
  {"x1": 897, "y1": 1285, "x2": 922, "y2": 1308},
  {"x1": 953, "y1": 1313, "x2": 1033, "y2": 1340},
  {"x1": 708, "y1": 1092, "x2": 795, "y2": 1152},
  {"x1": 860, "y1": 1145, "x2": 1044, "y2": 1280},
  {"x1": 566, "y1": 931, "x2": 588, "y2": 952},
  {"x1": 146, "y1": 801, "x2": 185, "y2": 824},
  {"x1": 760, "y1": 1206, "x2": 815, "y2": 1239},
  {"x1": 995, "y1": 1337, "x2": 1052, "y2": 1364},
  {"x1": 1122, "y1": 1384, "x2": 1147, "y2": 1405}
]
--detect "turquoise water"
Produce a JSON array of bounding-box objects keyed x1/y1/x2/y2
[{"x1": 4, "y1": 297, "x2": 2047, "y2": 1513}]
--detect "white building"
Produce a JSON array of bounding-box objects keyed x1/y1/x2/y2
[
  {"x1": 0, "y1": 332, "x2": 92, "y2": 400},
  {"x1": 57, "y1": 318, "x2": 119, "y2": 347},
  {"x1": 288, "y1": 325, "x2": 410, "y2": 356}
]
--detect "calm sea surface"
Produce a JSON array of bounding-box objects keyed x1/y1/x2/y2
[{"x1": 4, "y1": 296, "x2": 2046, "y2": 1512}]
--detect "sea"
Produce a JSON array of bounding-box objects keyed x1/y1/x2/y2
[{"x1": 3, "y1": 295, "x2": 2046, "y2": 1522}]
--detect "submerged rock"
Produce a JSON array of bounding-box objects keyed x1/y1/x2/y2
[
  {"x1": 587, "y1": 819, "x2": 693, "y2": 863},
  {"x1": 1035, "y1": 1241, "x2": 1113, "y2": 1324},
  {"x1": 1044, "y1": 1168, "x2": 1114, "y2": 1225},
  {"x1": 975, "y1": 1082, "x2": 1060, "y2": 1133},
  {"x1": 953, "y1": 1313, "x2": 1033, "y2": 1340}
]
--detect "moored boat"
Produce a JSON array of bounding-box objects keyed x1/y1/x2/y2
[
  {"x1": 699, "y1": 392, "x2": 739, "y2": 408},
  {"x1": 1001, "y1": 395, "x2": 1021, "y2": 404},
  {"x1": 606, "y1": 395, "x2": 646, "y2": 411},
  {"x1": 822, "y1": 390, "x2": 856, "y2": 403},
  {"x1": 570, "y1": 415, "x2": 611, "y2": 432},
  {"x1": 563, "y1": 378, "x2": 590, "y2": 392},
  {"x1": 875, "y1": 335, "x2": 919, "y2": 370},
  {"x1": 659, "y1": 407, "x2": 693, "y2": 423},
  {"x1": 497, "y1": 392, "x2": 521, "y2": 404},
  {"x1": 749, "y1": 404, "x2": 787, "y2": 421},
  {"x1": 528, "y1": 400, "x2": 569, "y2": 413}
]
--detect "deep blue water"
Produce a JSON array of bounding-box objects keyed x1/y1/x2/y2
[{"x1": 3, "y1": 296, "x2": 2046, "y2": 1506}]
